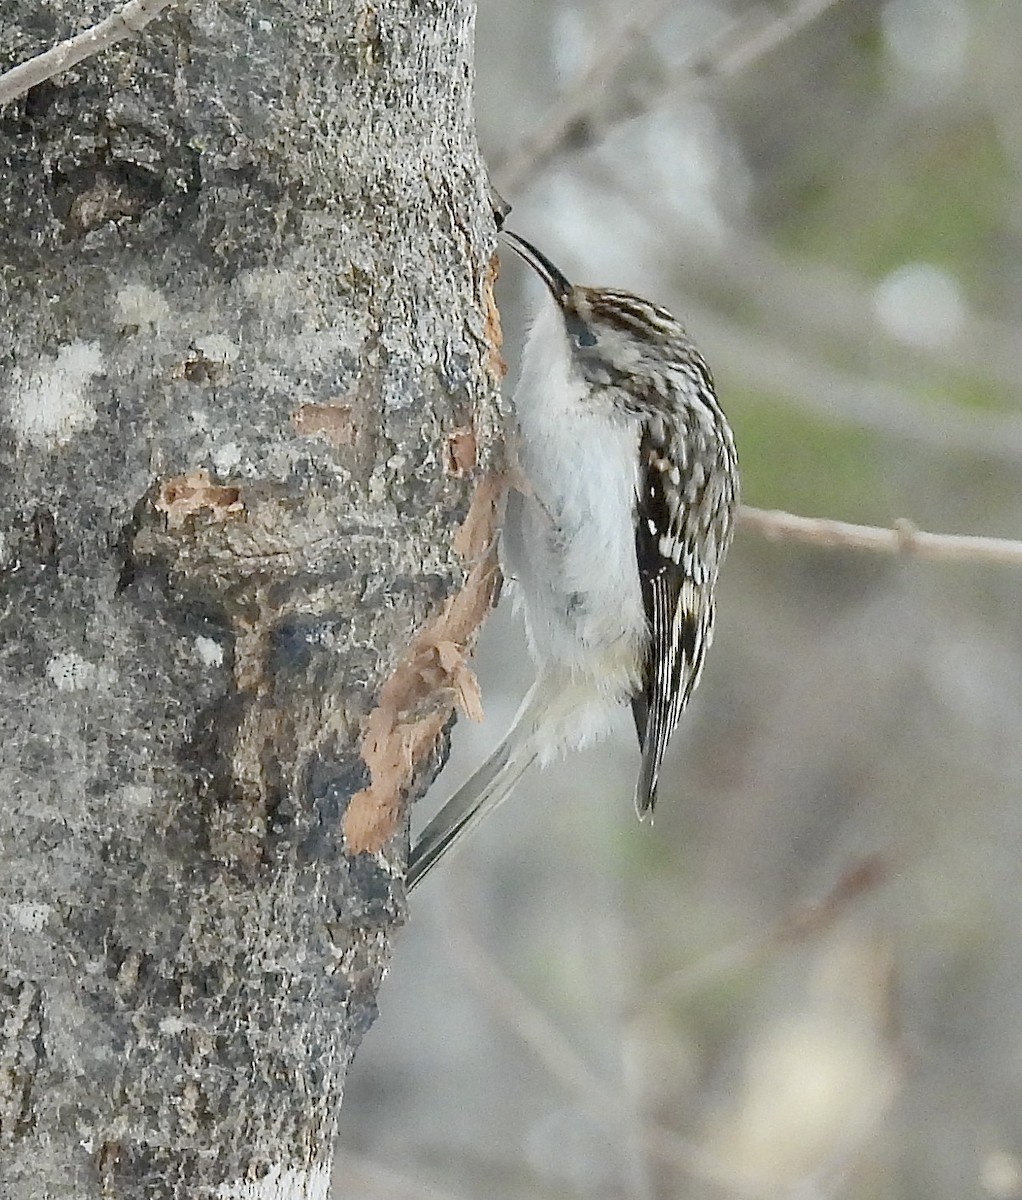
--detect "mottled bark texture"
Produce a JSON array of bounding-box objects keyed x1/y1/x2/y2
[{"x1": 0, "y1": 2, "x2": 503, "y2": 1197}]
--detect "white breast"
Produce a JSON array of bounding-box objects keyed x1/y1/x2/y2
[{"x1": 503, "y1": 297, "x2": 647, "y2": 696}]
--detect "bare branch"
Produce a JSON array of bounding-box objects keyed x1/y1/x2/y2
[
  {"x1": 688, "y1": 303, "x2": 1022, "y2": 465},
  {"x1": 592, "y1": 160, "x2": 1022, "y2": 402},
  {"x1": 438, "y1": 882, "x2": 614, "y2": 1109},
  {"x1": 633, "y1": 856, "x2": 892, "y2": 1016},
  {"x1": 739, "y1": 507, "x2": 1022, "y2": 566},
  {"x1": 492, "y1": 0, "x2": 678, "y2": 195},
  {"x1": 493, "y1": 0, "x2": 847, "y2": 195},
  {"x1": 437, "y1": 882, "x2": 775, "y2": 1200},
  {"x1": 684, "y1": 0, "x2": 845, "y2": 85},
  {"x1": 0, "y1": 0, "x2": 178, "y2": 107}
]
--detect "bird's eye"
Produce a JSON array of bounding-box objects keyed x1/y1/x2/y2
[{"x1": 565, "y1": 315, "x2": 598, "y2": 349}]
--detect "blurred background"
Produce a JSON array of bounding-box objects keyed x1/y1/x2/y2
[{"x1": 337, "y1": 2, "x2": 1022, "y2": 1197}]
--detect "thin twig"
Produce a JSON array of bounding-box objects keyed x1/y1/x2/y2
[
  {"x1": 739, "y1": 507, "x2": 1022, "y2": 566},
  {"x1": 684, "y1": 0, "x2": 844, "y2": 85},
  {"x1": 438, "y1": 883, "x2": 618, "y2": 1109},
  {"x1": 632, "y1": 856, "x2": 891, "y2": 1017},
  {"x1": 439, "y1": 856, "x2": 897, "y2": 1198},
  {"x1": 437, "y1": 885, "x2": 774, "y2": 1199},
  {"x1": 493, "y1": 0, "x2": 847, "y2": 195},
  {"x1": 685, "y1": 301, "x2": 1022, "y2": 465},
  {"x1": 548, "y1": 162, "x2": 1022, "y2": 458},
  {"x1": 0, "y1": 0, "x2": 178, "y2": 107},
  {"x1": 492, "y1": 0, "x2": 679, "y2": 195},
  {"x1": 592, "y1": 160, "x2": 1022, "y2": 399}
]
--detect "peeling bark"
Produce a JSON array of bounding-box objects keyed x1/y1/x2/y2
[
  {"x1": 344, "y1": 477, "x2": 502, "y2": 854},
  {"x1": 0, "y1": 2, "x2": 501, "y2": 1196}
]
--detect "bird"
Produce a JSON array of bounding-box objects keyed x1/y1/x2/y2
[{"x1": 406, "y1": 230, "x2": 738, "y2": 889}]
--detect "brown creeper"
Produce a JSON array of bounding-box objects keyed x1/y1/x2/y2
[{"x1": 407, "y1": 231, "x2": 738, "y2": 889}]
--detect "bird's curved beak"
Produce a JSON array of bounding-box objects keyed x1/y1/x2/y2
[{"x1": 500, "y1": 230, "x2": 573, "y2": 305}]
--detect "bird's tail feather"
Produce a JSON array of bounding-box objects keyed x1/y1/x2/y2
[{"x1": 406, "y1": 679, "x2": 550, "y2": 891}]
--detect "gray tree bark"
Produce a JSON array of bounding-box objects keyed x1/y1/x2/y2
[{"x1": 0, "y1": 3, "x2": 503, "y2": 1196}]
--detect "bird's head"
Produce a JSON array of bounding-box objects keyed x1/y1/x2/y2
[{"x1": 500, "y1": 230, "x2": 703, "y2": 416}]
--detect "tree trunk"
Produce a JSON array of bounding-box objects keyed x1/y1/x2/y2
[{"x1": 0, "y1": 3, "x2": 502, "y2": 1196}]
